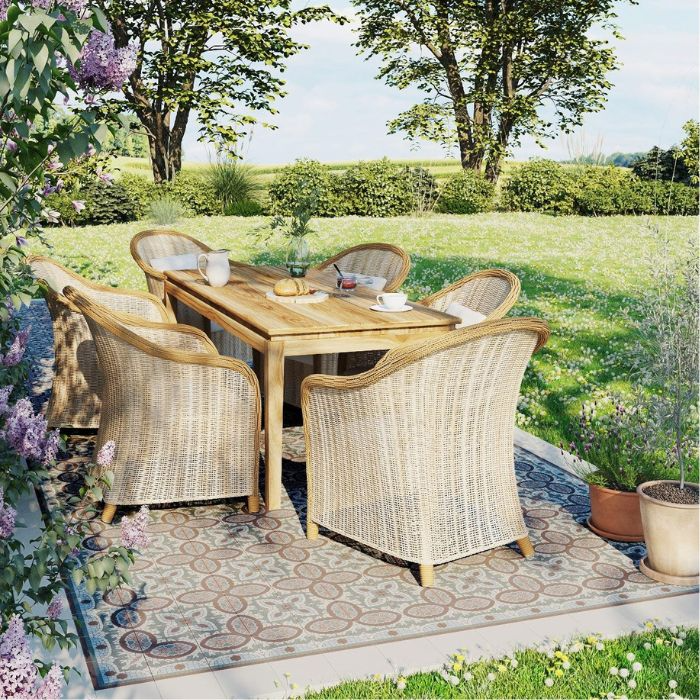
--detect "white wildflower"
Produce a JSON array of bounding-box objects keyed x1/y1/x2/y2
[
  {"x1": 669, "y1": 680, "x2": 678, "y2": 689},
  {"x1": 610, "y1": 667, "x2": 619, "y2": 676},
  {"x1": 643, "y1": 642, "x2": 652, "y2": 650},
  {"x1": 626, "y1": 652, "x2": 635, "y2": 662},
  {"x1": 628, "y1": 679, "x2": 637, "y2": 689},
  {"x1": 632, "y1": 662, "x2": 642, "y2": 672},
  {"x1": 486, "y1": 672, "x2": 496, "y2": 682},
  {"x1": 619, "y1": 668, "x2": 629, "y2": 678},
  {"x1": 596, "y1": 642, "x2": 605, "y2": 651},
  {"x1": 544, "y1": 678, "x2": 554, "y2": 687}
]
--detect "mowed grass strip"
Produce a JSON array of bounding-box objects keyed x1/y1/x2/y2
[
  {"x1": 34, "y1": 212, "x2": 697, "y2": 447},
  {"x1": 304, "y1": 626, "x2": 698, "y2": 699}
]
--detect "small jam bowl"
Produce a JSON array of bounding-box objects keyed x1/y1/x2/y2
[{"x1": 336, "y1": 274, "x2": 357, "y2": 290}]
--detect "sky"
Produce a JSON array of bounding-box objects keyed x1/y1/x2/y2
[{"x1": 181, "y1": 0, "x2": 699, "y2": 165}]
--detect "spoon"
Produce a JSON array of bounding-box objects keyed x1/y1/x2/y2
[{"x1": 333, "y1": 263, "x2": 343, "y2": 277}]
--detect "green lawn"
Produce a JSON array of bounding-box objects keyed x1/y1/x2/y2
[
  {"x1": 303, "y1": 625, "x2": 698, "y2": 699},
  {"x1": 33, "y1": 212, "x2": 697, "y2": 447}
]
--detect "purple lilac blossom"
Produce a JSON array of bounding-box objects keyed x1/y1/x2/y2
[
  {"x1": 61, "y1": 0, "x2": 87, "y2": 12},
  {"x1": 34, "y1": 663, "x2": 64, "y2": 700},
  {"x1": 0, "y1": 385, "x2": 12, "y2": 416},
  {"x1": 2, "y1": 327, "x2": 30, "y2": 367},
  {"x1": 0, "y1": 615, "x2": 37, "y2": 698},
  {"x1": 0, "y1": 488, "x2": 17, "y2": 539},
  {"x1": 31, "y1": 0, "x2": 51, "y2": 8},
  {"x1": 69, "y1": 30, "x2": 137, "y2": 90},
  {"x1": 46, "y1": 597, "x2": 63, "y2": 621},
  {"x1": 120, "y1": 505, "x2": 150, "y2": 549},
  {"x1": 1, "y1": 398, "x2": 55, "y2": 463},
  {"x1": 71, "y1": 200, "x2": 86, "y2": 212},
  {"x1": 42, "y1": 429, "x2": 60, "y2": 465},
  {"x1": 96, "y1": 440, "x2": 115, "y2": 467},
  {"x1": 0, "y1": 0, "x2": 10, "y2": 20}
]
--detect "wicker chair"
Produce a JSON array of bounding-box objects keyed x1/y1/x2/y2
[
  {"x1": 419, "y1": 268, "x2": 521, "y2": 317},
  {"x1": 28, "y1": 256, "x2": 174, "y2": 429},
  {"x1": 63, "y1": 287, "x2": 261, "y2": 524},
  {"x1": 302, "y1": 317, "x2": 550, "y2": 587},
  {"x1": 285, "y1": 243, "x2": 411, "y2": 406},
  {"x1": 130, "y1": 229, "x2": 251, "y2": 361}
]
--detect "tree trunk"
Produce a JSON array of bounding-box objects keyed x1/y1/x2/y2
[{"x1": 146, "y1": 111, "x2": 186, "y2": 183}]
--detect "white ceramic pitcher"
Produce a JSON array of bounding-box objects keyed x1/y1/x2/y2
[{"x1": 197, "y1": 249, "x2": 231, "y2": 287}]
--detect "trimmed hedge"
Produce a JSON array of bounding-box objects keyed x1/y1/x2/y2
[
  {"x1": 500, "y1": 160, "x2": 578, "y2": 215},
  {"x1": 501, "y1": 160, "x2": 699, "y2": 216},
  {"x1": 268, "y1": 159, "x2": 347, "y2": 217},
  {"x1": 44, "y1": 158, "x2": 699, "y2": 226},
  {"x1": 268, "y1": 158, "x2": 439, "y2": 217},
  {"x1": 436, "y1": 170, "x2": 495, "y2": 213}
]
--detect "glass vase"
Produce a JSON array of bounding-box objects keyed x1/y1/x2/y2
[{"x1": 285, "y1": 236, "x2": 310, "y2": 278}]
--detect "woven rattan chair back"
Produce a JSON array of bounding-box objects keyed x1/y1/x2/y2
[
  {"x1": 316, "y1": 243, "x2": 411, "y2": 292},
  {"x1": 29, "y1": 256, "x2": 171, "y2": 429},
  {"x1": 302, "y1": 317, "x2": 549, "y2": 585},
  {"x1": 64, "y1": 287, "x2": 261, "y2": 521},
  {"x1": 130, "y1": 229, "x2": 212, "y2": 300},
  {"x1": 420, "y1": 268, "x2": 521, "y2": 318}
]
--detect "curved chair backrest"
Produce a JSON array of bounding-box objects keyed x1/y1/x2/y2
[
  {"x1": 302, "y1": 318, "x2": 548, "y2": 564},
  {"x1": 130, "y1": 229, "x2": 212, "y2": 299},
  {"x1": 316, "y1": 243, "x2": 411, "y2": 292},
  {"x1": 28, "y1": 255, "x2": 170, "y2": 321},
  {"x1": 419, "y1": 269, "x2": 520, "y2": 319},
  {"x1": 28, "y1": 256, "x2": 171, "y2": 429}
]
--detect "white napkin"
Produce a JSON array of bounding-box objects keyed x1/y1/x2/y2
[
  {"x1": 150, "y1": 253, "x2": 199, "y2": 272},
  {"x1": 351, "y1": 273, "x2": 387, "y2": 291},
  {"x1": 446, "y1": 302, "x2": 486, "y2": 328}
]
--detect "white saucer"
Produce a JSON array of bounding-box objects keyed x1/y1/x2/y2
[{"x1": 370, "y1": 304, "x2": 412, "y2": 313}]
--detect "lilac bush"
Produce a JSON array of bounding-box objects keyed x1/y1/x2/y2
[{"x1": 0, "y1": 1, "x2": 141, "y2": 696}]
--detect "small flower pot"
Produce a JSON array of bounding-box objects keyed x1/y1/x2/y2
[
  {"x1": 587, "y1": 483, "x2": 644, "y2": 542},
  {"x1": 637, "y1": 480, "x2": 699, "y2": 586}
]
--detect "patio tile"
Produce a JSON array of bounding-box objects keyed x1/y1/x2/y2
[
  {"x1": 213, "y1": 661, "x2": 285, "y2": 698},
  {"x1": 155, "y1": 671, "x2": 226, "y2": 699},
  {"x1": 376, "y1": 637, "x2": 446, "y2": 675},
  {"x1": 268, "y1": 653, "x2": 341, "y2": 694},
  {"x1": 93, "y1": 681, "x2": 162, "y2": 699},
  {"x1": 324, "y1": 644, "x2": 396, "y2": 681}
]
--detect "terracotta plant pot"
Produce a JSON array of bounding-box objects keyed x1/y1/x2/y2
[
  {"x1": 587, "y1": 483, "x2": 644, "y2": 542},
  {"x1": 637, "y1": 480, "x2": 699, "y2": 586}
]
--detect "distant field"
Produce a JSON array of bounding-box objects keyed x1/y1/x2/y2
[{"x1": 112, "y1": 156, "x2": 519, "y2": 185}]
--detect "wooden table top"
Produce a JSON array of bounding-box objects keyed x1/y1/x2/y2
[{"x1": 165, "y1": 262, "x2": 458, "y2": 338}]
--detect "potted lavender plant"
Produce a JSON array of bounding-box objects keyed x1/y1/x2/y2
[
  {"x1": 634, "y1": 230, "x2": 699, "y2": 585},
  {"x1": 567, "y1": 401, "x2": 663, "y2": 542}
]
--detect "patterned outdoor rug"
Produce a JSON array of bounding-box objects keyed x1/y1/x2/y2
[
  {"x1": 21, "y1": 301, "x2": 695, "y2": 690},
  {"x1": 37, "y1": 433, "x2": 694, "y2": 690}
]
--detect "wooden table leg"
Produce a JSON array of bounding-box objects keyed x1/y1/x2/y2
[
  {"x1": 264, "y1": 342, "x2": 285, "y2": 511},
  {"x1": 312, "y1": 354, "x2": 324, "y2": 375}
]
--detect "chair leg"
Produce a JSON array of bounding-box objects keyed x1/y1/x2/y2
[
  {"x1": 516, "y1": 536, "x2": 535, "y2": 558},
  {"x1": 419, "y1": 564, "x2": 435, "y2": 587},
  {"x1": 247, "y1": 495, "x2": 260, "y2": 514},
  {"x1": 307, "y1": 520, "x2": 319, "y2": 540},
  {"x1": 101, "y1": 504, "x2": 117, "y2": 524}
]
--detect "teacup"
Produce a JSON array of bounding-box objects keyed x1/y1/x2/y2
[{"x1": 377, "y1": 292, "x2": 407, "y2": 310}]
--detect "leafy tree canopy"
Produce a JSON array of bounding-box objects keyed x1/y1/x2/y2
[
  {"x1": 100, "y1": 0, "x2": 345, "y2": 181},
  {"x1": 353, "y1": 0, "x2": 628, "y2": 181}
]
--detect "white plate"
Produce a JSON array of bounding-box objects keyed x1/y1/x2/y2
[{"x1": 370, "y1": 304, "x2": 413, "y2": 313}]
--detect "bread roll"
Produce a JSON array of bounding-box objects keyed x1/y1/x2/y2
[{"x1": 274, "y1": 278, "x2": 310, "y2": 296}]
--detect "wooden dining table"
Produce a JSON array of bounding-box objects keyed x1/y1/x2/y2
[{"x1": 164, "y1": 262, "x2": 458, "y2": 510}]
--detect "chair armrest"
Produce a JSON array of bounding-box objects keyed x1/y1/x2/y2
[
  {"x1": 111, "y1": 314, "x2": 219, "y2": 354},
  {"x1": 79, "y1": 285, "x2": 174, "y2": 323}
]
